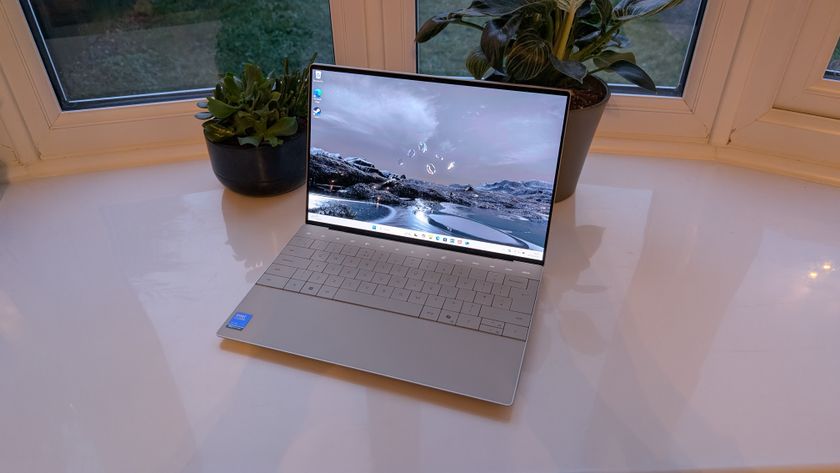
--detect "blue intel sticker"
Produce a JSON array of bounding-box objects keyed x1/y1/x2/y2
[{"x1": 227, "y1": 312, "x2": 252, "y2": 330}]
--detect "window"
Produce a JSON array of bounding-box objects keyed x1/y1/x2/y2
[
  {"x1": 20, "y1": 0, "x2": 334, "y2": 110},
  {"x1": 416, "y1": 0, "x2": 706, "y2": 96},
  {"x1": 826, "y1": 37, "x2": 840, "y2": 81}
]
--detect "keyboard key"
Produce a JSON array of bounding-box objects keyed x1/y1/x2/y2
[
  {"x1": 462, "y1": 302, "x2": 481, "y2": 316},
  {"x1": 293, "y1": 269, "x2": 312, "y2": 281},
  {"x1": 311, "y1": 240, "x2": 328, "y2": 250},
  {"x1": 405, "y1": 278, "x2": 424, "y2": 291},
  {"x1": 408, "y1": 291, "x2": 428, "y2": 305},
  {"x1": 284, "y1": 279, "x2": 305, "y2": 292},
  {"x1": 509, "y1": 288, "x2": 536, "y2": 314},
  {"x1": 479, "y1": 305, "x2": 530, "y2": 327},
  {"x1": 307, "y1": 261, "x2": 327, "y2": 272},
  {"x1": 358, "y1": 260, "x2": 376, "y2": 271},
  {"x1": 474, "y1": 292, "x2": 494, "y2": 306},
  {"x1": 486, "y1": 272, "x2": 505, "y2": 284},
  {"x1": 388, "y1": 265, "x2": 409, "y2": 278},
  {"x1": 425, "y1": 295, "x2": 445, "y2": 309},
  {"x1": 403, "y1": 256, "x2": 421, "y2": 268},
  {"x1": 317, "y1": 285, "x2": 338, "y2": 299},
  {"x1": 340, "y1": 245, "x2": 359, "y2": 256},
  {"x1": 372, "y1": 272, "x2": 391, "y2": 285},
  {"x1": 456, "y1": 277, "x2": 475, "y2": 290},
  {"x1": 326, "y1": 253, "x2": 346, "y2": 265},
  {"x1": 387, "y1": 276, "x2": 407, "y2": 289},
  {"x1": 456, "y1": 314, "x2": 480, "y2": 330},
  {"x1": 479, "y1": 324, "x2": 503, "y2": 335},
  {"x1": 357, "y1": 248, "x2": 374, "y2": 259},
  {"x1": 491, "y1": 283, "x2": 511, "y2": 297},
  {"x1": 312, "y1": 251, "x2": 330, "y2": 262},
  {"x1": 504, "y1": 275, "x2": 528, "y2": 289},
  {"x1": 421, "y1": 282, "x2": 441, "y2": 295},
  {"x1": 440, "y1": 274, "x2": 458, "y2": 286},
  {"x1": 439, "y1": 310, "x2": 458, "y2": 325},
  {"x1": 325, "y1": 264, "x2": 343, "y2": 275},
  {"x1": 435, "y1": 262, "x2": 454, "y2": 274},
  {"x1": 340, "y1": 278, "x2": 361, "y2": 291},
  {"x1": 443, "y1": 298, "x2": 463, "y2": 312},
  {"x1": 474, "y1": 281, "x2": 493, "y2": 293},
  {"x1": 281, "y1": 246, "x2": 315, "y2": 259},
  {"x1": 422, "y1": 271, "x2": 442, "y2": 284},
  {"x1": 481, "y1": 319, "x2": 504, "y2": 329},
  {"x1": 502, "y1": 323, "x2": 528, "y2": 341},
  {"x1": 339, "y1": 266, "x2": 359, "y2": 278},
  {"x1": 257, "y1": 274, "x2": 289, "y2": 289},
  {"x1": 308, "y1": 272, "x2": 328, "y2": 284},
  {"x1": 469, "y1": 268, "x2": 488, "y2": 281},
  {"x1": 274, "y1": 255, "x2": 311, "y2": 269},
  {"x1": 325, "y1": 275, "x2": 345, "y2": 287},
  {"x1": 358, "y1": 282, "x2": 377, "y2": 294},
  {"x1": 374, "y1": 262, "x2": 393, "y2": 273},
  {"x1": 300, "y1": 282, "x2": 322, "y2": 295},
  {"x1": 419, "y1": 306, "x2": 440, "y2": 320},
  {"x1": 419, "y1": 259, "x2": 437, "y2": 271},
  {"x1": 266, "y1": 264, "x2": 296, "y2": 278},
  {"x1": 456, "y1": 288, "x2": 476, "y2": 303},
  {"x1": 289, "y1": 236, "x2": 313, "y2": 248},
  {"x1": 334, "y1": 289, "x2": 423, "y2": 317},
  {"x1": 356, "y1": 269, "x2": 374, "y2": 282},
  {"x1": 452, "y1": 265, "x2": 471, "y2": 277},
  {"x1": 407, "y1": 268, "x2": 425, "y2": 280},
  {"x1": 391, "y1": 288, "x2": 411, "y2": 301},
  {"x1": 492, "y1": 296, "x2": 512, "y2": 310},
  {"x1": 439, "y1": 285, "x2": 459, "y2": 299},
  {"x1": 374, "y1": 285, "x2": 394, "y2": 298},
  {"x1": 387, "y1": 253, "x2": 406, "y2": 265},
  {"x1": 326, "y1": 242, "x2": 344, "y2": 253},
  {"x1": 343, "y1": 256, "x2": 361, "y2": 268}
]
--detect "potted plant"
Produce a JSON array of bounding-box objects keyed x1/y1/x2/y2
[
  {"x1": 195, "y1": 56, "x2": 314, "y2": 196},
  {"x1": 416, "y1": 0, "x2": 684, "y2": 201}
]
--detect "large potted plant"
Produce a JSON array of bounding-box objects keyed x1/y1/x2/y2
[
  {"x1": 416, "y1": 0, "x2": 684, "y2": 201},
  {"x1": 195, "y1": 56, "x2": 313, "y2": 196}
]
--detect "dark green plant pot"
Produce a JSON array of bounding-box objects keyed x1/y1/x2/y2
[
  {"x1": 554, "y1": 75, "x2": 610, "y2": 202},
  {"x1": 206, "y1": 129, "x2": 307, "y2": 196}
]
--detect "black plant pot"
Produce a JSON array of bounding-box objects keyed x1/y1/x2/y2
[
  {"x1": 554, "y1": 75, "x2": 610, "y2": 202},
  {"x1": 206, "y1": 128, "x2": 307, "y2": 196}
]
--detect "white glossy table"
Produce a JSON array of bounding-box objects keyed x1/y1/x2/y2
[{"x1": 1, "y1": 154, "x2": 839, "y2": 473}]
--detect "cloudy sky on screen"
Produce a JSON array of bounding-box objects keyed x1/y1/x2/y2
[{"x1": 309, "y1": 69, "x2": 568, "y2": 186}]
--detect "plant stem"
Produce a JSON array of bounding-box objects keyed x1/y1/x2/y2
[
  {"x1": 453, "y1": 18, "x2": 484, "y2": 31},
  {"x1": 554, "y1": 6, "x2": 576, "y2": 60}
]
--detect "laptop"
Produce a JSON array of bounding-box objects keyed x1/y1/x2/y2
[{"x1": 218, "y1": 64, "x2": 570, "y2": 405}]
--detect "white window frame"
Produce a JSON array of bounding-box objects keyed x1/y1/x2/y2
[{"x1": 1, "y1": 0, "x2": 838, "y2": 186}]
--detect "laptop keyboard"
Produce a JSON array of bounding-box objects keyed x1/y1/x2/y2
[{"x1": 255, "y1": 233, "x2": 539, "y2": 341}]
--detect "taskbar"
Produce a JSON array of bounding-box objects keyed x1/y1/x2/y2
[{"x1": 307, "y1": 212, "x2": 543, "y2": 262}]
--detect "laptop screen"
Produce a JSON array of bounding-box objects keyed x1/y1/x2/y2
[{"x1": 306, "y1": 65, "x2": 569, "y2": 263}]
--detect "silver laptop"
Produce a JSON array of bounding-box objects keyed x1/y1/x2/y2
[{"x1": 218, "y1": 64, "x2": 570, "y2": 405}]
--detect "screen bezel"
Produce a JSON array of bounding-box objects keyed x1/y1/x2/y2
[{"x1": 305, "y1": 63, "x2": 571, "y2": 266}]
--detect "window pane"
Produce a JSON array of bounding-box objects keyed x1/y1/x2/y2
[
  {"x1": 825, "y1": 37, "x2": 840, "y2": 81},
  {"x1": 416, "y1": 0, "x2": 705, "y2": 96},
  {"x1": 21, "y1": 0, "x2": 334, "y2": 109}
]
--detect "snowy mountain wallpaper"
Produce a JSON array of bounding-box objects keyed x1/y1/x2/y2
[{"x1": 307, "y1": 70, "x2": 568, "y2": 252}]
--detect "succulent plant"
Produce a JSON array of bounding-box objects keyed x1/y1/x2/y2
[{"x1": 196, "y1": 54, "x2": 314, "y2": 147}]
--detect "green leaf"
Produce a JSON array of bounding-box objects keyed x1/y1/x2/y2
[
  {"x1": 207, "y1": 97, "x2": 238, "y2": 119},
  {"x1": 593, "y1": 50, "x2": 637, "y2": 69},
  {"x1": 237, "y1": 135, "x2": 262, "y2": 147},
  {"x1": 594, "y1": 0, "x2": 613, "y2": 29},
  {"x1": 266, "y1": 116, "x2": 298, "y2": 137},
  {"x1": 416, "y1": 14, "x2": 455, "y2": 43},
  {"x1": 266, "y1": 136, "x2": 284, "y2": 147},
  {"x1": 607, "y1": 59, "x2": 657, "y2": 91},
  {"x1": 466, "y1": 47, "x2": 492, "y2": 79},
  {"x1": 194, "y1": 111, "x2": 213, "y2": 120},
  {"x1": 613, "y1": 0, "x2": 684, "y2": 21},
  {"x1": 203, "y1": 122, "x2": 236, "y2": 142},
  {"x1": 505, "y1": 31, "x2": 551, "y2": 81},
  {"x1": 480, "y1": 15, "x2": 521, "y2": 71},
  {"x1": 221, "y1": 74, "x2": 241, "y2": 103},
  {"x1": 548, "y1": 56, "x2": 587, "y2": 83}
]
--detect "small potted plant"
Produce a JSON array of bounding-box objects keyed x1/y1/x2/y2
[
  {"x1": 417, "y1": 0, "x2": 684, "y2": 201},
  {"x1": 195, "y1": 56, "x2": 314, "y2": 196}
]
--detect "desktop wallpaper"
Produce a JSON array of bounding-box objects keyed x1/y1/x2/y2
[{"x1": 307, "y1": 69, "x2": 568, "y2": 255}]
